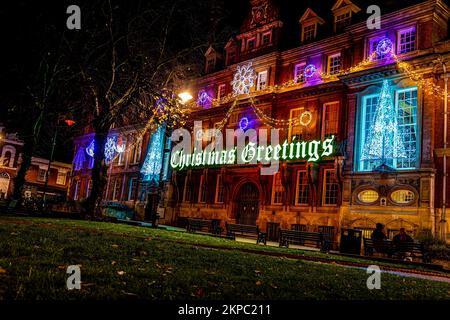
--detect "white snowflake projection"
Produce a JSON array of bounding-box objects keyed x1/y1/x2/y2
[
  {"x1": 231, "y1": 63, "x2": 257, "y2": 96},
  {"x1": 104, "y1": 136, "x2": 117, "y2": 163}
]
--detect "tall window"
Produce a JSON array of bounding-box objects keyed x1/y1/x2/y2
[
  {"x1": 295, "y1": 171, "x2": 309, "y2": 205},
  {"x1": 247, "y1": 38, "x2": 255, "y2": 51},
  {"x1": 322, "y1": 102, "x2": 339, "y2": 138},
  {"x1": 257, "y1": 71, "x2": 268, "y2": 91},
  {"x1": 262, "y1": 32, "x2": 271, "y2": 45},
  {"x1": 86, "y1": 179, "x2": 92, "y2": 198},
  {"x1": 37, "y1": 169, "x2": 47, "y2": 182},
  {"x1": 323, "y1": 169, "x2": 338, "y2": 205},
  {"x1": 215, "y1": 174, "x2": 225, "y2": 203},
  {"x1": 73, "y1": 180, "x2": 79, "y2": 201},
  {"x1": 294, "y1": 63, "x2": 306, "y2": 83},
  {"x1": 217, "y1": 84, "x2": 226, "y2": 99},
  {"x1": 206, "y1": 58, "x2": 215, "y2": 72},
  {"x1": 335, "y1": 12, "x2": 351, "y2": 32},
  {"x1": 112, "y1": 178, "x2": 121, "y2": 201},
  {"x1": 289, "y1": 108, "x2": 304, "y2": 142},
  {"x1": 358, "y1": 87, "x2": 418, "y2": 171},
  {"x1": 198, "y1": 175, "x2": 207, "y2": 203},
  {"x1": 398, "y1": 27, "x2": 416, "y2": 54},
  {"x1": 227, "y1": 50, "x2": 236, "y2": 65},
  {"x1": 183, "y1": 176, "x2": 191, "y2": 202},
  {"x1": 131, "y1": 138, "x2": 142, "y2": 164},
  {"x1": 327, "y1": 53, "x2": 341, "y2": 75},
  {"x1": 302, "y1": 23, "x2": 316, "y2": 41},
  {"x1": 396, "y1": 88, "x2": 418, "y2": 169},
  {"x1": 117, "y1": 139, "x2": 126, "y2": 165},
  {"x1": 272, "y1": 172, "x2": 284, "y2": 205},
  {"x1": 128, "y1": 177, "x2": 137, "y2": 201},
  {"x1": 56, "y1": 171, "x2": 66, "y2": 185}
]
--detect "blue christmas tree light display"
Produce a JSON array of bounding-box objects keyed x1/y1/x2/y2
[
  {"x1": 361, "y1": 80, "x2": 407, "y2": 170},
  {"x1": 141, "y1": 126, "x2": 165, "y2": 183}
]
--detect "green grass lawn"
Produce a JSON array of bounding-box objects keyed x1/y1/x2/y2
[{"x1": 0, "y1": 215, "x2": 449, "y2": 300}]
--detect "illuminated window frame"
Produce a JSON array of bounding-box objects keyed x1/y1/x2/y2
[
  {"x1": 288, "y1": 107, "x2": 304, "y2": 143},
  {"x1": 183, "y1": 175, "x2": 191, "y2": 202},
  {"x1": 198, "y1": 175, "x2": 207, "y2": 203},
  {"x1": 302, "y1": 23, "x2": 317, "y2": 42},
  {"x1": 322, "y1": 169, "x2": 338, "y2": 206},
  {"x1": 397, "y1": 27, "x2": 417, "y2": 55},
  {"x1": 294, "y1": 63, "x2": 306, "y2": 83},
  {"x1": 215, "y1": 174, "x2": 225, "y2": 204},
  {"x1": 295, "y1": 170, "x2": 309, "y2": 205},
  {"x1": 322, "y1": 102, "x2": 339, "y2": 139},
  {"x1": 271, "y1": 172, "x2": 284, "y2": 205},
  {"x1": 327, "y1": 53, "x2": 341, "y2": 75},
  {"x1": 256, "y1": 70, "x2": 268, "y2": 91}
]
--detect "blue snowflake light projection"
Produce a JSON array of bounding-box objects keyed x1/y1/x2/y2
[
  {"x1": 141, "y1": 126, "x2": 165, "y2": 183},
  {"x1": 361, "y1": 80, "x2": 407, "y2": 170},
  {"x1": 231, "y1": 63, "x2": 257, "y2": 96},
  {"x1": 104, "y1": 136, "x2": 117, "y2": 163}
]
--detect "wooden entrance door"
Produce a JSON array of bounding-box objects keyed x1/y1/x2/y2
[{"x1": 236, "y1": 182, "x2": 259, "y2": 225}]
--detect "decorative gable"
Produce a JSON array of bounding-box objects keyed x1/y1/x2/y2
[
  {"x1": 331, "y1": 0, "x2": 361, "y2": 32},
  {"x1": 299, "y1": 8, "x2": 325, "y2": 26},
  {"x1": 299, "y1": 8, "x2": 325, "y2": 42}
]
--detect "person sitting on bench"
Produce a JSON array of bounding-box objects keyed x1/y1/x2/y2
[
  {"x1": 370, "y1": 223, "x2": 388, "y2": 255},
  {"x1": 393, "y1": 228, "x2": 414, "y2": 261}
]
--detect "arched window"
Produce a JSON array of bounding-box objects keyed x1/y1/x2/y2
[{"x1": 1, "y1": 145, "x2": 16, "y2": 168}]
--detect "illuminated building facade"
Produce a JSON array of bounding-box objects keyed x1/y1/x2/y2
[{"x1": 168, "y1": 0, "x2": 450, "y2": 241}]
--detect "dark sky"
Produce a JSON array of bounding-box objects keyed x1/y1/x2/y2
[{"x1": 0, "y1": 0, "x2": 248, "y2": 162}]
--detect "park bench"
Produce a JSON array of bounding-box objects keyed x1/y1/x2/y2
[
  {"x1": 363, "y1": 238, "x2": 431, "y2": 263},
  {"x1": 187, "y1": 218, "x2": 222, "y2": 235},
  {"x1": 318, "y1": 226, "x2": 335, "y2": 251},
  {"x1": 279, "y1": 229, "x2": 329, "y2": 252},
  {"x1": 226, "y1": 223, "x2": 266, "y2": 245}
]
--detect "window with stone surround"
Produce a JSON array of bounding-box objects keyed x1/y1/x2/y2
[
  {"x1": 295, "y1": 170, "x2": 309, "y2": 205},
  {"x1": 397, "y1": 27, "x2": 416, "y2": 54},
  {"x1": 323, "y1": 169, "x2": 338, "y2": 205},
  {"x1": 271, "y1": 172, "x2": 284, "y2": 205}
]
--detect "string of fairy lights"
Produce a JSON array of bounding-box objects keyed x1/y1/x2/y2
[
  {"x1": 80, "y1": 37, "x2": 448, "y2": 169},
  {"x1": 203, "y1": 39, "x2": 448, "y2": 131}
]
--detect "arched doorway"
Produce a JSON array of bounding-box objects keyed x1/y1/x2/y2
[
  {"x1": 0, "y1": 172, "x2": 10, "y2": 199},
  {"x1": 235, "y1": 182, "x2": 259, "y2": 225}
]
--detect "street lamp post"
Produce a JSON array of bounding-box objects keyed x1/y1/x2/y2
[{"x1": 41, "y1": 117, "x2": 75, "y2": 211}]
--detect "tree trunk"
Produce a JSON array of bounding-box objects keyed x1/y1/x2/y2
[{"x1": 85, "y1": 108, "x2": 111, "y2": 218}]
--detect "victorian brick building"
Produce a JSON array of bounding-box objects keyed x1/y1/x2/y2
[
  {"x1": 0, "y1": 124, "x2": 72, "y2": 200},
  {"x1": 168, "y1": 0, "x2": 450, "y2": 241}
]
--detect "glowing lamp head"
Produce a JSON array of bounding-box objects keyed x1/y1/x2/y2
[
  {"x1": 178, "y1": 92, "x2": 193, "y2": 104},
  {"x1": 64, "y1": 119, "x2": 76, "y2": 127}
]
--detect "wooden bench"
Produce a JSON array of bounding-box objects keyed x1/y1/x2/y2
[
  {"x1": 279, "y1": 229, "x2": 329, "y2": 252},
  {"x1": 187, "y1": 218, "x2": 221, "y2": 235},
  {"x1": 363, "y1": 238, "x2": 431, "y2": 263},
  {"x1": 318, "y1": 226, "x2": 335, "y2": 251},
  {"x1": 226, "y1": 223, "x2": 266, "y2": 245}
]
